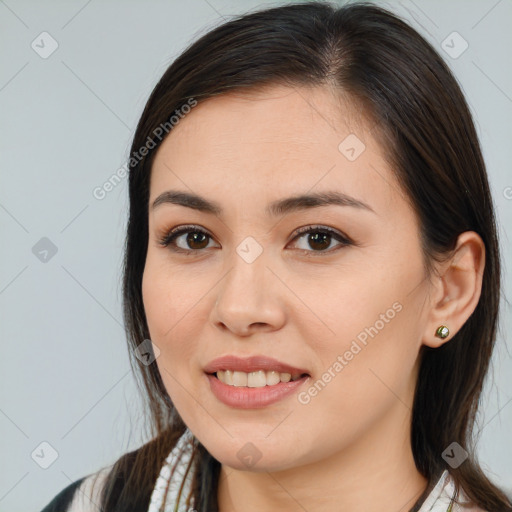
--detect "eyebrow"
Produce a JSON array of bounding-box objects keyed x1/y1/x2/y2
[{"x1": 151, "y1": 190, "x2": 376, "y2": 216}]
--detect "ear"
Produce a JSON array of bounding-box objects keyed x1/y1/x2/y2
[{"x1": 422, "y1": 231, "x2": 486, "y2": 348}]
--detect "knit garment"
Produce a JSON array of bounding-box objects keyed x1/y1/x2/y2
[
  {"x1": 148, "y1": 429, "x2": 484, "y2": 512},
  {"x1": 148, "y1": 429, "x2": 197, "y2": 512}
]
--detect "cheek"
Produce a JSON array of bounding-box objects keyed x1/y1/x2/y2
[
  {"x1": 293, "y1": 263, "x2": 404, "y2": 356},
  {"x1": 302, "y1": 264, "x2": 424, "y2": 404},
  {"x1": 142, "y1": 254, "x2": 212, "y2": 386},
  {"x1": 295, "y1": 305, "x2": 420, "y2": 448},
  {"x1": 142, "y1": 252, "x2": 199, "y2": 337}
]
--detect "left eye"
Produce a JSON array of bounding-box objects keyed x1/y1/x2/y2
[
  {"x1": 158, "y1": 225, "x2": 352, "y2": 255},
  {"x1": 289, "y1": 225, "x2": 353, "y2": 254}
]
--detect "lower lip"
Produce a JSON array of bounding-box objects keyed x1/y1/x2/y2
[{"x1": 206, "y1": 373, "x2": 309, "y2": 409}]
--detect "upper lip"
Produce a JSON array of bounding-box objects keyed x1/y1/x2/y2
[{"x1": 204, "y1": 355, "x2": 310, "y2": 376}]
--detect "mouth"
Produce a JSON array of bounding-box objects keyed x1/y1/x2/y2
[
  {"x1": 205, "y1": 369, "x2": 310, "y2": 409},
  {"x1": 208, "y1": 369, "x2": 310, "y2": 388},
  {"x1": 203, "y1": 355, "x2": 311, "y2": 407},
  {"x1": 203, "y1": 354, "x2": 311, "y2": 388}
]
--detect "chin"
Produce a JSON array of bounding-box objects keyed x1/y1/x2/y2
[{"x1": 200, "y1": 435, "x2": 302, "y2": 473}]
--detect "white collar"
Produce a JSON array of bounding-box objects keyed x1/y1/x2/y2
[
  {"x1": 148, "y1": 428, "x2": 197, "y2": 512},
  {"x1": 148, "y1": 430, "x2": 475, "y2": 512},
  {"x1": 418, "y1": 469, "x2": 454, "y2": 511}
]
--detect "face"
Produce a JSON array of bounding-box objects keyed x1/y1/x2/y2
[{"x1": 142, "y1": 84, "x2": 433, "y2": 472}]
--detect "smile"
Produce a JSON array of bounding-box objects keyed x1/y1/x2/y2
[{"x1": 214, "y1": 369, "x2": 306, "y2": 387}]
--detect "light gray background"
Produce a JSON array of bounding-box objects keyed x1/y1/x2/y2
[{"x1": 0, "y1": 1, "x2": 511, "y2": 511}]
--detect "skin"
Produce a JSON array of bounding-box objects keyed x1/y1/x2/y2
[{"x1": 142, "y1": 84, "x2": 485, "y2": 512}]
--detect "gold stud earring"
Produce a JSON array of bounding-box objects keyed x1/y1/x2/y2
[{"x1": 435, "y1": 325, "x2": 450, "y2": 339}]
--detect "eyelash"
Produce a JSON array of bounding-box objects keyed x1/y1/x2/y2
[{"x1": 157, "y1": 224, "x2": 354, "y2": 257}]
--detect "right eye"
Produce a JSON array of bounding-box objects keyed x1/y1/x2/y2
[{"x1": 158, "y1": 225, "x2": 219, "y2": 254}]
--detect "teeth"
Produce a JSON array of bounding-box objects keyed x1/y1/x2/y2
[
  {"x1": 224, "y1": 370, "x2": 234, "y2": 385},
  {"x1": 247, "y1": 370, "x2": 266, "y2": 387},
  {"x1": 266, "y1": 370, "x2": 281, "y2": 386},
  {"x1": 232, "y1": 371, "x2": 247, "y2": 387},
  {"x1": 216, "y1": 370, "x2": 304, "y2": 387}
]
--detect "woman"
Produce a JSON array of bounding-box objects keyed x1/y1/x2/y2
[{"x1": 40, "y1": 1, "x2": 512, "y2": 511}]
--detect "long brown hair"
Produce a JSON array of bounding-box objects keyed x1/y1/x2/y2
[{"x1": 100, "y1": 2, "x2": 511, "y2": 510}]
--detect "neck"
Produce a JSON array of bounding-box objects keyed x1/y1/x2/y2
[{"x1": 217, "y1": 400, "x2": 428, "y2": 512}]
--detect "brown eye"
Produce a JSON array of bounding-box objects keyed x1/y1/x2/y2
[
  {"x1": 305, "y1": 232, "x2": 331, "y2": 251},
  {"x1": 289, "y1": 226, "x2": 353, "y2": 254},
  {"x1": 159, "y1": 224, "x2": 353, "y2": 256},
  {"x1": 159, "y1": 225, "x2": 217, "y2": 254},
  {"x1": 182, "y1": 231, "x2": 210, "y2": 250}
]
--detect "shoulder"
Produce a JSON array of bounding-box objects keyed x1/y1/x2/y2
[
  {"x1": 420, "y1": 470, "x2": 489, "y2": 512},
  {"x1": 39, "y1": 465, "x2": 113, "y2": 512},
  {"x1": 39, "y1": 440, "x2": 153, "y2": 512},
  {"x1": 443, "y1": 472, "x2": 489, "y2": 512}
]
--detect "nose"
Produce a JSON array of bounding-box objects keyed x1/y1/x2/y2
[{"x1": 210, "y1": 248, "x2": 287, "y2": 337}]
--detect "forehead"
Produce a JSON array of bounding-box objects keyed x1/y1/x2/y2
[{"x1": 150, "y1": 84, "x2": 404, "y2": 217}]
